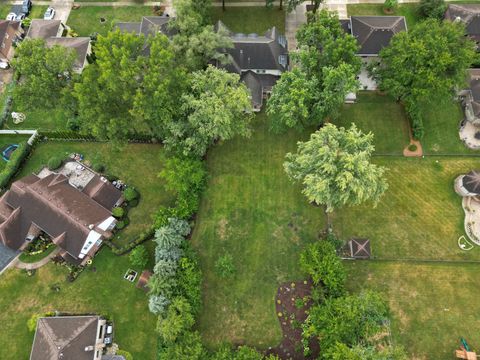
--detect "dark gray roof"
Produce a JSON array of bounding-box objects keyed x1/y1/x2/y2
[
  {"x1": 0, "y1": 242, "x2": 18, "y2": 273},
  {"x1": 445, "y1": 4, "x2": 480, "y2": 42},
  {"x1": 466, "y1": 69, "x2": 480, "y2": 117},
  {"x1": 240, "y1": 71, "x2": 279, "y2": 108},
  {"x1": 45, "y1": 37, "x2": 90, "y2": 70},
  {"x1": 340, "y1": 19, "x2": 351, "y2": 34},
  {"x1": 115, "y1": 16, "x2": 175, "y2": 37},
  {"x1": 463, "y1": 170, "x2": 480, "y2": 194},
  {"x1": 350, "y1": 16, "x2": 406, "y2": 55},
  {"x1": 216, "y1": 21, "x2": 288, "y2": 72},
  {"x1": 30, "y1": 316, "x2": 100, "y2": 360},
  {"x1": 26, "y1": 19, "x2": 62, "y2": 39}
]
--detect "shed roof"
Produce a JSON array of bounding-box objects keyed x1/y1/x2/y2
[{"x1": 45, "y1": 37, "x2": 90, "y2": 69}]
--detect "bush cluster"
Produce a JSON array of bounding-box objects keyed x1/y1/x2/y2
[
  {"x1": 47, "y1": 156, "x2": 63, "y2": 170},
  {"x1": 0, "y1": 142, "x2": 31, "y2": 189}
]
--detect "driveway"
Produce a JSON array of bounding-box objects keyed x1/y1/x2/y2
[{"x1": 51, "y1": 0, "x2": 73, "y2": 23}]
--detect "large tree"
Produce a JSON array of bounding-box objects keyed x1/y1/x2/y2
[
  {"x1": 303, "y1": 291, "x2": 389, "y2": 358},
  {"x1": 172, "y1": 0, "x2": 232, "y2": 71},
  {"x1": 74, "y1": 31, "x2": 185, "y2": 141},
  {"x1": 284, "y1": 123, "x2": 387, "y2": 228},
  {"x1": 165, "y1": 65, "x2": 252, "y2": 157},
  {"x1": 267, "y1": 10, "x2": 360, "y2": 132},
  {"x1": 376, "y1": 19, "x2": 476, "y2": 103},
  {"x1": 11, "y1": 39, "x2": 76, "y2": 110}
]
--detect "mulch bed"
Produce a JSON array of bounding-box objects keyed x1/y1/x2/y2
[{"x1": 266, "y1": 280, "x2": 320, "y2": 360}]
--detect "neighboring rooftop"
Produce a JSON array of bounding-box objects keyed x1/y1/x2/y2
[
  {"x1": 463, "y1": 170, "x2": 480, "y2": 194},
  {"x1": 26, "y1": 19, "x2": 62, "y2": 40},
  {"x1": 350, "y1": 16, "x2": 407, "y2": 55},
  {"x1": 215, "y1": 20, "x2": 288, "y2": 73},
  {"x1": 30, "y1": 316, "x2": 102, "y2": 360},
  {"x1": 115, "y1": 15, "x2": 176, "y2": 38},
  {"x1": 45, "y1": 37, "x2": 91, "y2": 70},
  {"x1": 445, "y1": 4, "x2": 480, "y2": 43}
]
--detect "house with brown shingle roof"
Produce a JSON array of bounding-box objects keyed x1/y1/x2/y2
[
  {"x1": 0, "y1": 20, "x2": 23, "y2": 63},
  {"x1": 30, "y1": 316, "x2": 108, "y2": 360},
  {"x1": 26, "y1": 19, "x2": 64, "y2": 40},
  {"x1": 0, "y1": 168, "x2": 123, "y2": 266}
]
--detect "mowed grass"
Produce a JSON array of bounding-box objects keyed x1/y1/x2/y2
[
  {"x1": 67, "y1": 6, "x2": 155, "y2": 36},
  {"x1": 19, "y1": 142, "x2": 174, "y2": 246},
  {"x1": 346, "y1": 261, "x2": 480, "y2": 359},
  {"x1": 333, "y1": 156, "x2": 480, "y2": 260},
  {"x1": 4, "y1": 106, "x2": 70, "y2": 131},
  {"x1": 191, "y1": 113, "x2": 325, "y2": 349},
  {"x1": 347, "y1": 3, "x2": 421, "y2": 28},
  {"x1": 210, "y1": 7, "x2": 286, "y2": 34},
  {"x1": 0, "y1": 248, "x2": 157, "y2": 359},
  {"x1": 333, "y1": 92, "x2": 410, "y2": 154}
]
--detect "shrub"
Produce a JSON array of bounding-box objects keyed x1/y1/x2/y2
[
  {"x1": 300, "y1": 241, "x2": 346, "y2": 298},
  {"x1": 383, "y1": 0, "x2": 397, "y2": 11},
  {"x1": 92, "y1": 163, "x2": 105, "y2": 173},
  {"x1": 66, "y1": 118, "x2": 80, "y2": 131},
  {"x1": 116, "y1": 220, "x2": 126, "y2": 230},
  {"x1": 128, "y1": 199, "x2": 139, "y2": 207},
  {"x1": 215, "y1": 253, "x2": 235, "y2": 278},
  {"x1": 124, "y1": 187, "x2": 139, "y2": 202},
  {"x1": 112, "y1": 207, "x2": 125, "y2": 218},
  {"x1": 408, "y1": 144, "x2": 417, "y2": 152},
  {"x1": 47, "y1": 156, "x2": 63, "y2": 170},
  {"x1": 129, "y1": 245, "x2": 148, "y2": 268},
  {"x1": 116, "y1": 350, "x2": 133, "y2": 360},
  {"x1": 419, "y1": 0, "x2": 447, "y2": 19}
]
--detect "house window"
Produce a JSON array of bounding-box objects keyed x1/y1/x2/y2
[
  {"x1": 278, "y1": 35, "x2": 287, "y2": 47},
  {"x1": 5, "y1": 34, "x2": 8, "y2": 40},
  {"x1": 278, "y1": 55, "x2": 287, "y2": 67}
]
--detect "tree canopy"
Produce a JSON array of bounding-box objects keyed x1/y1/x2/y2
[
  {"x1": 11, "y1": 39, "x2": 76, "y2": 110},
  {"x1": 284, "y1": 123, "x2": 388, "y2": 214},
  {"x1": 376, "y1": 19, "x2": 476, "y2": 103},
  {"x1": 267, "y1": 10, "x2": 360, "y2": 132},
  {"x1": 164, "y1": 66, "x2": 252, "y2": 157},
  {"x1": 74, "y1": 30, "x2": 186, "y2": 141}
]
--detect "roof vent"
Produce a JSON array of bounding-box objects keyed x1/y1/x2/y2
[
  {"x1": 89, "y1": 224, "x2": 94, "y2": 229},
  {"x1": 84, "y1": 345, "x2": 94, "y2": 351}
]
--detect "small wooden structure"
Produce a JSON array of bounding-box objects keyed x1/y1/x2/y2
[
  {"x1": 136, "y1": 270, "x2": 152, "y2": 292},
  {"x1": 455, "y1": 349, "x2": 477, "y2": 360},
  {"x1": 347, "y1": 238, "x2": 371, "y2": 259}
]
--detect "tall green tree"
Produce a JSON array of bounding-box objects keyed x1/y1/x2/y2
[
  {"x1": 157, "y1": 296, "x2": 195, "y2": 343},
  {"x1": 300, "y1": 241, "x2": 346, "y2": 297},
  {"x1": 376, "y1": 19, "x2": 476, "y2": 103},
  {"x1": 284, "y1": 123, "x2": 387, "y2": 228},
  {"x1": 303, "y1": 291, "x2": 389, "y2": 358},
  {"x1": 74, "y1": 31, "x2": 185, "y2": 141},
  {"x1": 172, "y1": 0, "x2": 232, "y2": 71},
  {"x1": 165, "y1": 66, "x2": 252, "y2": 157},
  {"x1": 268, "y1": 10, "x2": 360, "y2": 132},
  {"x1": 11, "y1": 39, "x2": 76, "y2": 110}
]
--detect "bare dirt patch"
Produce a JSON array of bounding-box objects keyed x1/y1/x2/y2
[
  {"x1": 217, "y1": 218, "x2": 229, "y2": 240},
  {"x1": 266, "y1": 280, "x2": 320, "y2": 360}
]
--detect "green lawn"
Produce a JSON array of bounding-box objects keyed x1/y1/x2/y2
[
  {"x1": 346, "y1": 261, "x2": 480, "y2": 359},
  {"x1": 333, "y1": 92, "x2": 410, "y2": 155},
  {"x1": 347, "y1": 3, "x2": 421, "y2": 28},
  {"x1": 191, "y1": 113, "x2": 325, "y2": 349},
  {"x1": 19, "y1": 142, "x2": 174, "y2": 247},
  {"x1": 333, "y1": 156, "x2": 480, "y2": 261},
  {"x1": 67, "y1": 6, "x2": 155, "y2": 36},
  {"x1": 0, "y1": 247, "x2": 157, "y2": 359},
  {"x1": 210, "y1": 7, "x2": 286, "y2": 34},
  {"x1": 3, "y1": 106, "x2": 70, "y2": 131}
]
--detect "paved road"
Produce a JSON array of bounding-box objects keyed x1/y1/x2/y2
[{"x1": 286, "y1": 3, "x2": 306, "y2": 51}]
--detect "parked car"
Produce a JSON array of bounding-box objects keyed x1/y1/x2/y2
[
  {"x1": 9, "y1": 0, "x2": 31, "y2": 19},
  {"x1": 43, "y1": 7, "x2": 55, "y2": 20}
]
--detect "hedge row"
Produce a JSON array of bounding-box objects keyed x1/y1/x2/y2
[
  {"x1": 0, "y1": 141, "x2": 31, "y2": 189},
  {"x1": 39, "y1": 130, "x2": 157, "y2": 144},
  {"x1": 0, "y1": 96, "x2": 12, "y2": 129}
]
